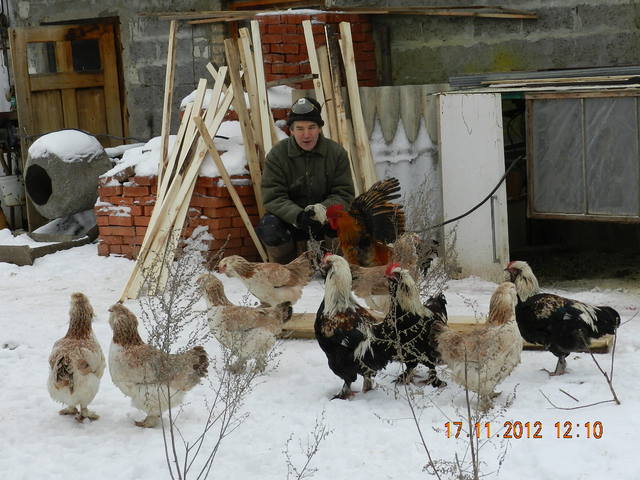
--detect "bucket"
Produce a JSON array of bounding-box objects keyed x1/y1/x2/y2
[{"x1": 0, "y1": 175, "x2": 25, "y2": 206}]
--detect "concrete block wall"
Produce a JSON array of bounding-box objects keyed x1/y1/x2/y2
[
  {"x1": 11, "y1": 0, "x2": 225, "y2": 142},
  {"x1": 95, "y1": 174, "x2": 260, "y2": 261},
  {"x1": 332, "y1": 0, "x2": 640, "y2": 85},
  {"x1": 256, "y1": 12, "x2": 377, "y2": 89}
]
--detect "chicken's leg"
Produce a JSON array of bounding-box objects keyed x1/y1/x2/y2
[
  {"x1": 362, "y1": 376, "x2": 374, "y2": 392},
  {"x1": 332, "y1": 382, "x2": 355, "y2": 400},
  {"x1": 76, "y1": 406, "x2": 100, "y2": 422},
  {"x1": 543, "y1": 354, "x2": 567, "y2": 376},
  {"x1": 424, "y1": 367, "x2": 447, "y2": 388},
  {"x1": 135, "y1": 414, "x2": 160, "y2": 428},
  {"x1": 58, "y1": 406, "x2": 79, "y2": 415}
]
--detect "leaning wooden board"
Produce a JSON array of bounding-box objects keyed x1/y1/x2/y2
[{"x1": 279, "y1": 313, "x2": 614, "y2": 353}]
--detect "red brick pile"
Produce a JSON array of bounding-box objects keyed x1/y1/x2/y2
[
  {"x1": 257, "y1": 12, "x2": 377, "y2": 89},
  {"x1": 95, "y1": 174, "x2": 260, "y2": 261}
]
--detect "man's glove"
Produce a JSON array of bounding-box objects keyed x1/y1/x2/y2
[{"x1": 296, "y1": 208, "x2": 325, "y2": 239}]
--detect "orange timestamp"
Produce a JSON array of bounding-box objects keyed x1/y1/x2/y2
[{"x1": 445, "y1": 420, "x2": 604, "y2": 439}]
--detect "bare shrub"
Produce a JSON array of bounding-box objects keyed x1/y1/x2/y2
[
  {"x1": 283, "y1": 410, "x2": 332, "y2": 480},
  {"x1": 134, "y1": 231, "x2": 275, "y2": 479}
]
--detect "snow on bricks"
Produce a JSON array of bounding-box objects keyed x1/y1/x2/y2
[{"x1": 95, "y1": 174, "x2": 260, "y2": 261}]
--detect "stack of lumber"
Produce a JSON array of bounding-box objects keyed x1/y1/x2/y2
[
  {"x1": 299, "y1": 20, "x2": 377, "y2": 195},
  {"x1": 120, "y1": 22, "x2": 268, "y2": 301},
  {"x1": 120, "y1": 18, "x2": 383, "y2": 299}
]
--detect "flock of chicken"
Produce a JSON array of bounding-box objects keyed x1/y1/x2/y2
[{"x1": 47, "y1": 177, "x2": 622, "y2": 425}]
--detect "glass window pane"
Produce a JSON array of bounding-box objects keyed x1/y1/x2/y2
[
  {"x1": 71, "y1": 39, "x2": 101, "y2": 72},
  {"x1": 531, "y1": 98, "x2": 585, "y2": 214},
  {"x1": 27, "y1": 42, "x2": 57, "y2": 74},
  {"x1": 585, "y1": 96, "x2": 639, "y2": 216}
]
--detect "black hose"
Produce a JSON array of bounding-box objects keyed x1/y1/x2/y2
[{"x1": 413, "y1": 154, "x2": 525, "y2": 233}]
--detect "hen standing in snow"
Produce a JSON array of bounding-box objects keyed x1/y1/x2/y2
[
  {"x1": 315, "y1": 254, "x2": 389, "y2": 399},
  {"x1": 437, "y1": 282, "x2": 523, "y2": 411},
  {"x1": 47, "y1": 293, "x2": 105, "y2": 422},
  {"x1": 380, "y1": 264, "x2": 448, "y2": 387},
  {"x1": 505, "y1": 260, "x2": 621, "y2": 376},
  {"x1": 217, "y1": 253, "x2": 312, "y2": 307},
  {"x1": 349, "y1": 232, "x2": 428, "y2": 313},
  {"x1": 107, "y1": 303, "x2": 209, "y2": 428},
  {"x1": 199, "y1": 273, "x2": 292, "y2": 372},
  {"x1": 326, "y1": 177, "x2": 405, "y2": 267}
]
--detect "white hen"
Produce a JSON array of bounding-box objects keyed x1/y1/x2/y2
[
  {"x1": 108, "y1": 303, "x2": 209, "y2": 428},
  {"x1": 199, "y1": 273, "x2": 292, "y2": 372},
  {"x1": 47, "y1": 292, "x2": 105, "y2": 422}
]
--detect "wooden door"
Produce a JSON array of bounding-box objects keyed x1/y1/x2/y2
[{"x1": 9, "y1": 23, "x2": 125, "y2": 229}]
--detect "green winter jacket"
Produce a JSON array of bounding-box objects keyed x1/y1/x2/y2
[{"x1": 261, "y1": 135, "x2": 355, "y2": 226}]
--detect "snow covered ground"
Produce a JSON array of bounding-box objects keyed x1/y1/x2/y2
[{"x1": 1, "y1": 242, "x2": 638, "y2": 479}]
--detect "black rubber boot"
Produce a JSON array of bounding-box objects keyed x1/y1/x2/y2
[{"x1": 265, "y1": 240, "x2": 296, "y2": 264}]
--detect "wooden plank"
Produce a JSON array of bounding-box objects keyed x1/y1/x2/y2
[
  {"x1": 18, "y1": 24, "x2": 108, "y2": 42},
  {"x1": 280, "y1": 313, "x2": 615, "y2": 352},
  {"x1": 316, "y1": 45, "x2": 338, "y2": 140},
  {"x1": 266, "y1": 73, "x2": 315, "y2": 88},
  {"x1": 54, "y1": 41, "x2": 79, "y2": 129},
  {"x1": 187, "y1": 14, "x2": 255, "y2": 24},
  {"x1": 325, "y1": 24, "x2": 361, "y2": 196},
  {"x1": 157, "y1": 79, "x2": 207, "y2": 204},
  {"x1": 32, "y1": 90, "x2": 65, "y2": 134},
  {"x1": 157, "y1": 102, "x2": 192, "y2": 204},
  {"x1": 122, "y1": 74, "x2": 234, "y2": 300},
  {"x1": 224, "y1": 38, "x2": 265, "y2": 217},
  {"x1": 237, "y1": 28, "x2": 263, "y2": 160},
  {"x1": 9, "y1": 28, "x2": 46, "y2": 231},
  {"x1": 100, "y1": 26, "x2": 124, "y2": 146},
  {"x1": 339, "y1": 22, "x2": 377, "y2": 190},
  {"x1": 29, "y1": 72, "x2": 104, "y2": 91},
  {"x1": 60, "y1": 90, "x2": 79, "y2": 128},
  {"x1": 526, "y1": 90, "x2": 640, "y2": 100},
  {"x1": 250, "y1": 20, "x2": 273, "y2": 155},
  {"x1": 77, "y1": 88, "x2": 108, "y2": 135},
  {"x1": 194, "y1": 115, "x2": 268, "y2": 261},
  {"x1": 484, "y1": 75, "x2": 635, "y2": 87},
  {"x1": 302, "y1": 20, "x2": 330, "y2": 138},
  {"x1": 159, "y1": 20, "x2": 178, "y2": 186}
]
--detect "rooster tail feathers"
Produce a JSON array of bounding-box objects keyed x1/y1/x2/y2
[
  {"x1": 349, "y1": 177, "x2": 406, "y2": 244},
  {"x1": 595, "y1": 306, "x2": 621, "y2": 335},
  {"x1": 425, "y1": 292, "x2": 448, "y2": 324}
]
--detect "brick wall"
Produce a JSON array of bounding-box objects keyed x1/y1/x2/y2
[
  {"x1": 257, "y1": 12, "x2": 377, "y2": 90},
  {"x1": 95, "y1": 174, "x2": 260, "y2": 261}
]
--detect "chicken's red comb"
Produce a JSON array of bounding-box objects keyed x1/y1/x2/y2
[
  {"x1": 326, "y1": 204, "x2": 344, "y2": 218},
  {"x1": 385, "y1": 262, "x2": 401, "y2": 276},
  {"x1": 321, "y1": 252, "x2": 333, "y2": 264}
]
